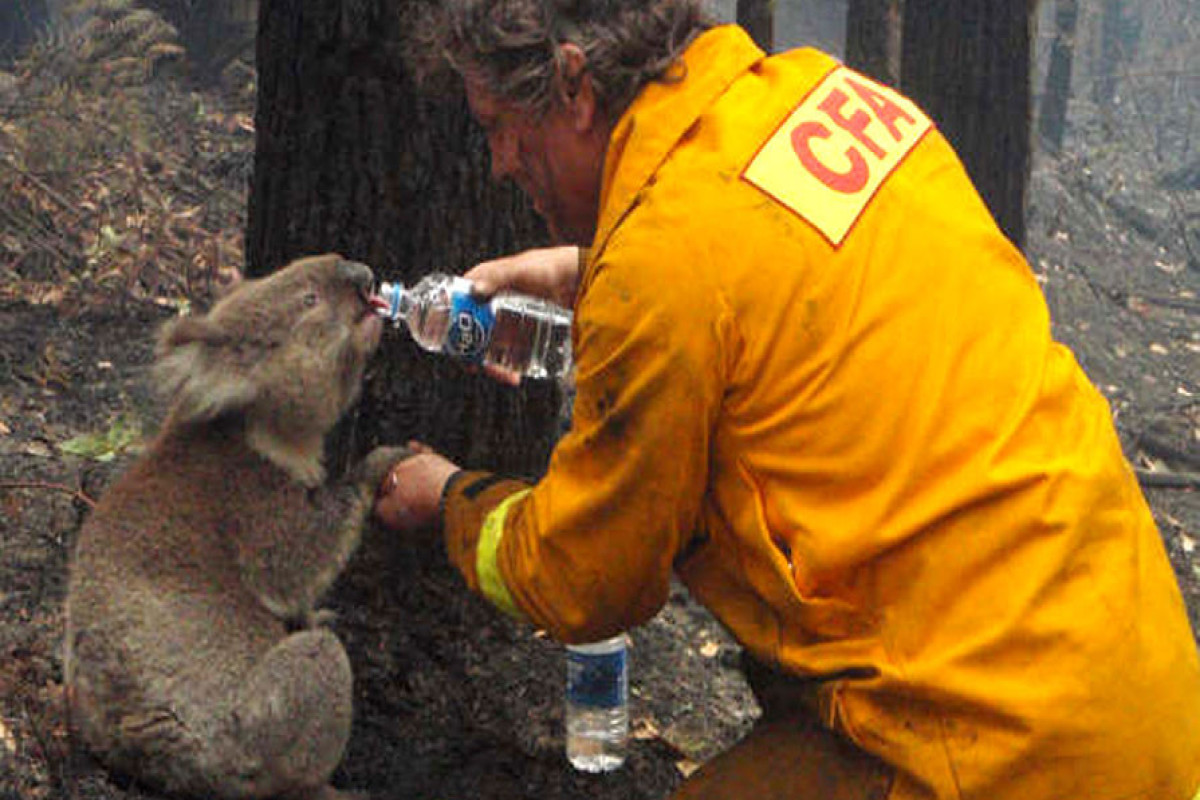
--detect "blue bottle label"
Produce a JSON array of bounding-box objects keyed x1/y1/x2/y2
[
  {"x1": 567, "y1": 647, "x2": 627, "y2": 709},
  {"x1": 444, "y1": 289, "x2": 494, "y2": 363}
]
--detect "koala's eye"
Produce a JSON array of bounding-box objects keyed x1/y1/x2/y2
[{"x1": 302, "y1": 291, "x2": 319, "y2": 308}]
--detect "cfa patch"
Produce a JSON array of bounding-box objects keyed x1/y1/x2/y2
[{"x1": 742, "y1": 65, "x2": 932, "y2": 247}]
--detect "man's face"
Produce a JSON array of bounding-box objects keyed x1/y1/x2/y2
[{"x1": 464, "y1": 72, "x2": 603, "y2": 246}]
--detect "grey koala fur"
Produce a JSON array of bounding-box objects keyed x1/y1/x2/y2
[{"x1": 64, "y1": 253, "x2": 407, "y2": 800}]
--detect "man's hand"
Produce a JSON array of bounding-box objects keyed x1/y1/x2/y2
[
  {"x1": 464, "y1": 245, "x2": 583, "y2": 310},
  {"x1": 373, "y1": 442, "x2": 461, "y2": 532},
  {"x1": 462, "y1": 245, "x2": 583, "y2": 386}
]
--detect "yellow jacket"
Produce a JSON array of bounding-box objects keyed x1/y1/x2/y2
[{"x1": 442, "y1": 25, "x2": 1200, "y2": 800}]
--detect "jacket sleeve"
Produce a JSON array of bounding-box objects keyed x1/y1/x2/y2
[{"x1": 441, "y1": 235, "x2": 731, "y2": 643}]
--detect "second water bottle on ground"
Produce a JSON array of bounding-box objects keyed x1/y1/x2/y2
[
  {"x1": 565, "y1": 634, "x2": 629, "y2": 772},
  {"x1": 375, "y1": 273, "x2": 572, "y2": 380}
]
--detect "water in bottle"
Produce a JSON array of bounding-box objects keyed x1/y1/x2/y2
[
  {"x1": 565, "y1": 634, "x2": 629, "y2": 772},
  {"x1": 373, "y1": 273, "x2": 572, "y2": 380}
]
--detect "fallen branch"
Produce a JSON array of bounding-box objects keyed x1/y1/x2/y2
[
  {"x1": 0, "y1": 481, "x2": 96, "y2": 508},
  {"x1": 1130, "y1": 293, "x2": 1200, "y2": 315},
  {"x1": 1138, "y1": 433, "x2": 1200, "y2": 473},
  {"x1": 0, "y1": 200, "x2": 77, "y2": 268},
  {"x1": 1136, "y1": 469, "x2": 1200, "y2": 490},
  {"x1": 0, "y1": 159, "x2": 78, "y2": 215}
]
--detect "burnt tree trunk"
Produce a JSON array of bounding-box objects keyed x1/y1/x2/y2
[
  {"x1": 844, "y1": 0, "x2": 901, "y2": 86},
  {"x1": 1092, "y1": 0, "x2": 1139, "y2": 109},
  {"x1": 248, "y1": 0, "x2": 558, "y2": 479},
  {"x1": 900, "y1": 0, "x2": 1034, "y2": 249},
  {"x1": 1038, "y1": 0, "x2": 1078, "y2": 153},
  {"x1": 737, "y1": 0, "x2": 774, "y2": 53},
  {"x1": 0, "y1": 0, "x2": 47, "y2": 63},
  {"x1": 1092, "y1": 0, "x2": 1122, "y2": 107}
]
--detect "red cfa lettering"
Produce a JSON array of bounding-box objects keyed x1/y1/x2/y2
[
  {"x1": 741, "y1": 65, "x2": 932, "y2": 246},
  {"x1": 789, "y1": 76, "x2": 919, "y2": 194},
  {"x1": 791, "y1": 121, "x2": 869, "y2": 194},
  {"x1": 846, "y1": 76, "x2": 918, "y2": 142},
  {"x1": 819, "y1": 88, "x2": 886, "y2": 158}
]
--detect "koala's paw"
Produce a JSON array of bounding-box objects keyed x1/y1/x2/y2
[{"x1": 355, "y1": 445, "x2": 414, "y2": 491}]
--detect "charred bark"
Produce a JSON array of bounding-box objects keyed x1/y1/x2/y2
[
  {"x1": 844, "y1": 0, "x2": 901, "y2": 86},
  {"x1": 737, "y1": 0, "x2": 774, "y2": 53},
  {"x1": 900, "y1": 0, "x2": 1034, "y2": 250}
]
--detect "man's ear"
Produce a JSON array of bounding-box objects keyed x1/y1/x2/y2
[{"x1": 556, "y1": 42, "x2": 595, "y2": 133}]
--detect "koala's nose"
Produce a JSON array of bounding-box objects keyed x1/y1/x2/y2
[{"x1": 338, "y1": 260, "x2": 375, "y2": 293}]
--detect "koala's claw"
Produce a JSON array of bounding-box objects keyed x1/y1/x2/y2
[
  {"x1": 284, "y1": 608, "x2": 338, "y2": 632},
  {"x1": 356, "y1": 445, "x2": 414, "y2": 490}
]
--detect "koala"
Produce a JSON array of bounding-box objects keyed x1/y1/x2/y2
[{"x1": 64, "y1": 254, "x2": 407, "y2": 800}]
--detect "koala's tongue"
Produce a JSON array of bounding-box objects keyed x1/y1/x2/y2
[{"x1": 368, "y1": 295, "x2": 390, "y2": 314}]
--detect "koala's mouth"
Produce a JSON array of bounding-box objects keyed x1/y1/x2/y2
[
  {"x1": 355, "y1": 288, "x2": 384, "y2": 347},
  {"x1": 357, "y1": 288, "x2": 382, "y2": 321}
]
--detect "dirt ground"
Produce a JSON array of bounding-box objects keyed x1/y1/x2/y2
[{"x1": 2, "y1": 66, "x2": 1199, "y2": 800}]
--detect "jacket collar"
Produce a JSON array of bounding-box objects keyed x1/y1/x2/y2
[{"x1": 590, "y1": 25, "x2": 765, "y2": 260}]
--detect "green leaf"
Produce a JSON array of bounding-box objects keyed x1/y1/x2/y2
[{"x1": 58, "y1": 415, "x2": 143, "y2": 461}]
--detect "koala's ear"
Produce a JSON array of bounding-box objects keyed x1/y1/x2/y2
[{"x1": 155, "y1": 316, "x2": 258, "y2": 425}]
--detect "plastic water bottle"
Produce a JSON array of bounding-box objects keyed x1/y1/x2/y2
[
  {"x1": 565, "y1": 634, "x2": 629, "y2": 772},
  {"x1": 373, "y1": 273, "x2": 572, "y2": 380}
]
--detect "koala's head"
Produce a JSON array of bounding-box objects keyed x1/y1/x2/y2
[{"x1": 154, "y1": 254, "x2": 383, "y2": 479}]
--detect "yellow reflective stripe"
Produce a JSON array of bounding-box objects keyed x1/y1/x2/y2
[
  {"x1": 1193, "y1": 783, "x2": 1200, "y2": 800},
  {"x1": 476, "y1": 489, "x2": 531, "y2": 619}
]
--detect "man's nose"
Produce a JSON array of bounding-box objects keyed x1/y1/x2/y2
[{"x1": 489, "y1": 133, "x2": 517, "y2": 181}]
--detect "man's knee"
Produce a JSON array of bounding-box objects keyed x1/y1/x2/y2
[
  {"x1": 670, "y1": 717, "x2": 893, "y2": 800},
  {"x1": 675, "y1": 656, "x2": 891, "y2": 800}
]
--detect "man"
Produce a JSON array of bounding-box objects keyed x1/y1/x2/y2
[{"x1": 375, "y1": 2, "x2": 1200, "y2": 798}]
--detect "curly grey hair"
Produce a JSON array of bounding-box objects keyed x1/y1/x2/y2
[{"x1": 412, "y1": 0, "x2": 713, "y2": 121}]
